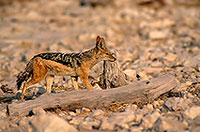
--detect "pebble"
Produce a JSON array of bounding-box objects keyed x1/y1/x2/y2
[
  {"x1": 88, "y1": 110, "x2": 105, "y2": 120},
  {"x1": 164, "y1": 53, "x2": 177, "y2": 62},
  {"x1": 149, "y1": 29, "x2": 169, "y2": 40},
  {"x1": 124, "y1": 69, "x2": 136, "y2": 78},
  {"x1": 26, "y1": 11, "x2": 43, "y2": 21},
  {"x1": 78, "y1": 117, "x2": 101, "y2": 130},
  {"x1": 0, "y1": 110, "x2": 7, "y2": 118},
  {"x1": 69, "y1": 116, "x2": 84, "y2": 125}
]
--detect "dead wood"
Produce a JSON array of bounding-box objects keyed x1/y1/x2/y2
[
  {"x1": 7, "y1": 74, "x2": 177, "y2": 116},
  {"x1": 99, "y1": 51, "x2": 131, "y2": 89}
]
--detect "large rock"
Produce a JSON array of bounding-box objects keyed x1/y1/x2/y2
[
  {"x1": 100, "y1": 110, "x2": 136, "y2": 130},
  {"x1": 152, "y1": 117, "x2": 188, "y2": 132},
  {"x1": 184, "y1": 106, "x2": 200, "y2": 120},
  {"x1": 140, "y1": 110, "x2": 161, "y2": 128},
  {"x1": 28, "y1": 111, "x2": 77, "y2": 132},
  {"x1": 189, "y1": 116, "x2": 200, "y2": 132},
  {"x1": 163, "y1": 97, "x2": 192, "y2": 111},
  {"x1": 0, "y1": 118, "x2": 10, "y2": 130}
]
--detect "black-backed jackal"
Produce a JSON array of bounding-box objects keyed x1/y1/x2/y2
[{"x1": 16, "y1": 36, "x2": 116, "y2": 99}]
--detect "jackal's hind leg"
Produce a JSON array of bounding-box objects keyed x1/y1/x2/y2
[
  {"x1": 45, "y1": 75, "x2": 54, "y2": 93},
  {"x1": 20, "y1": 57, "x2": 48, "y2": 99},
  {"x1": 21, "y1": 76, "x2": 46, "y2": 99},
  {"x1": 71, "y1": 76, "x2": 79, "y2": 90}
]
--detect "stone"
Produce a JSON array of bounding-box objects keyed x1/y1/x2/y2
[
  {"x1": 101, "y1": 110, "x2": 136, "y2": 130},
  {"x1": 82, "y1": 107, "x2": 91, "y2": 114},
  {"x1": 88, "y1": 109, "x2": 105, "y2": 120},
  {"x1": 26, "y1": 11, "x2": 43, "y2": 21},
  {"x1": 31, "y1": 107, "x2": 46, "y2": 115},
  {"x1": 124, "y1": 104, "x2": 138, "y2": 113},
  {"x1": 144, "y1": 67, "x2": 163, "y2": 75},
  {"x1": 186, "y1": 81, "x2": 193, "y2": 86},
  {"x1": 151, "y1": 61, "x2": 163, "y2": 68},
  {"x1": 140, "y1": 110, "x2": 161, "y2": 128},
  {"x1": 164, "y1": 53, "x2": 177, "y2": 62},
  {"x1": 63, "y1": 115, "x2": 72, "y2": 121},
  {"x1": 100, "y1": 117, "x2": 115, "y2": 130},
  {"x1": 0, "y1": 118, "x2": 10, "y2": 130},
  {"x1": 138, "y1": 71, "x2": 149, "y2": 80},
  {"x1": 6, "y1": 78, "x2": 17, "y2": 93},
  {"x1": 48, "y1": 43, "x2": 60, "y2": 52},
  {"x1": 68, "y1": 111, "x2": 76, "y2": 116},
  {"x1": 130, "y1": 126, "x2": 143, "y2": 132},
  {"x1": 190, "y1": 127, "x2": 200, "y2": 132},
  {"x1": 69, "y1": 116, "x2": 84, "y2": 125},
  {"x1": 189, "y1": 116, "x2": 200, "y2": 132},
  {"x1": 184, "y1": 106, "x2": 200, "y2": 120},
  {"x1": 149, "y1": 29, "x2": 169, "y2": 40},
  {"x1": 184, "y1": 58, "x2": 200, "y2": 67},
  {"x1": 152, "y1": 117, "x2": 188, "y2": 132},
  {"x1": 140, "y1": 19, "x2": 174, "y2": 29},
  {"x1": 175, "y1": 83, "x2": 187, "y2": 92},
  {"x1": 163, "y1": 97, "x2": 192, "y2": 111},
  {"x1": 0, "y1": 110, "x2": 7, "y2": 118},
  {"x1": 19, "y1": 117, "x2": 29, "y2": 127},
  {"x1": 144, "y1": 104, "x2": 154, "y2": 111},
  {"x1": 36, "y1": 86, "x2": 46, "y2": 95},
  {"x1": 29, "y1": 112, "x2": 77, "y2": 132},
  {"x1": 124, "y1": 69, "x2": 136, "y2": 79},
  {"x1": 78, "y1": 117, "x2": 101, "y2": 130},
  {"x1": 148, "y1": 51, "x2": 165, "y2": 61},
  {"x1": 75, "y1": 109, "x2": 81, "y2": 115}
]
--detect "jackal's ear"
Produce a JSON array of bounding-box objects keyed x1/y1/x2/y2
[
  {"x1": 96, "y1": 36, "x2": 101, "y2": 43},
  {"x1": 96, "y1": 36, "x2": 106, "y2": 50}
]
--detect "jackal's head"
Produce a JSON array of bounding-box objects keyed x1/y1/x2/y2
[{"x1": 95, "y1": 36, "x2": 116, "y2": 62}]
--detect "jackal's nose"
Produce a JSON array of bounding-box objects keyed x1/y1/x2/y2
[{"x1": 111, "y1": 57, "x2": 116, "y2": 62}]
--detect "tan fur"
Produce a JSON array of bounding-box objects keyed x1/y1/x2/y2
[{"x1": 17, "y1": 36, "x2": 116, "y2": 99}]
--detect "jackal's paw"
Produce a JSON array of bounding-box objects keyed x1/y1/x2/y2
[
  {"x1": 51, "y1": 90, "x2": 56, "y2": 93},
  {"x1": 18, "y1": 96, "x2": 25, "y2": 102},
  {"x1": 16, "y1": 92, "x2": 24, "y2": 100},
  {"x1": 93, "y1": 84, "x2": 103, "y2": 90}
]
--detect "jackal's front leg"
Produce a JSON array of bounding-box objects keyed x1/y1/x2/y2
[
  {"x1": 45, "y1": 75, "x2": 54, "y2": 93},
  {"x1": 79, "y1": 73, "x2": 94, "y2": 90},
  {"x1": 71, "y1": 76, "x2": 79, "y2": 90}
]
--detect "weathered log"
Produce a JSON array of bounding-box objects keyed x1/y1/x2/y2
[{"x1": 7, "y1": 74, "x2": 177, "y2": 116}]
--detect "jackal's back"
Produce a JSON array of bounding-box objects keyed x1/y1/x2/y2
[{"x1": 34, "y1": 50, "x2": 95, "y2": 68}]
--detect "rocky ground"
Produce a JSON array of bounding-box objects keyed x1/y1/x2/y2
[{"x1": 0, "y1": 0, "x2": 200, "y2": 131}]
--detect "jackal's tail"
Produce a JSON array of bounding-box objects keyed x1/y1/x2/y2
[{"x1": 16, "y1": 59, "x2": 34, "y2": 90}]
